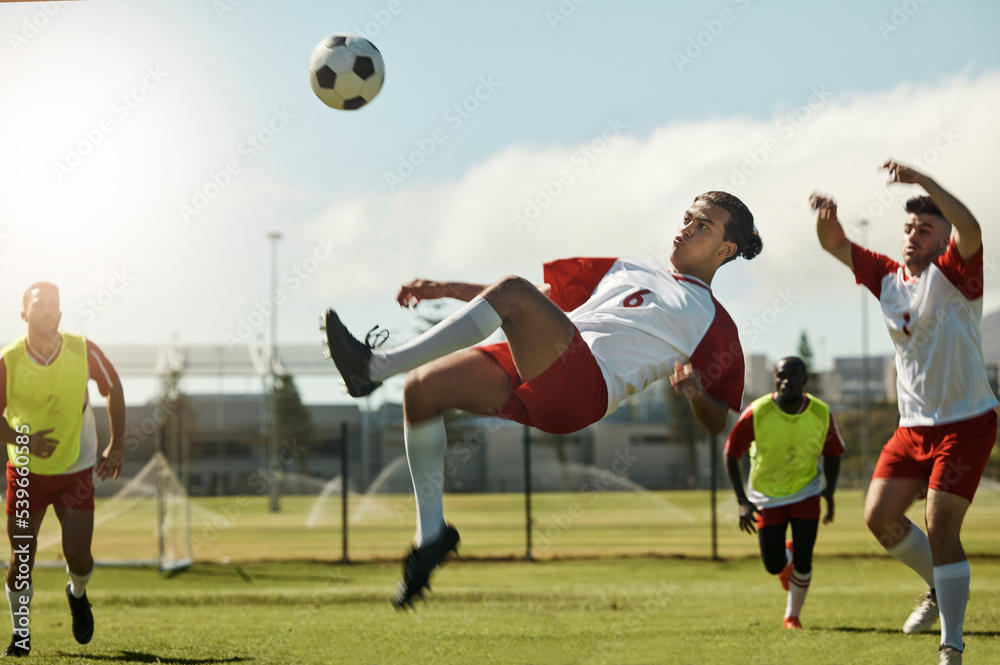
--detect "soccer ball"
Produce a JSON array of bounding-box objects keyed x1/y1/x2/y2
[{"x1": 308, "y1": 34, "x2": 385, "y2": 110}]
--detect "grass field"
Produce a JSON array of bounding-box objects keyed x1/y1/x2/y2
[
  {"x1": 25, "y1": 487, "x2": 1000, "y2": 564},
  {"x1": 15, "y1": 557, "x2": 1000, "y2": 664}
]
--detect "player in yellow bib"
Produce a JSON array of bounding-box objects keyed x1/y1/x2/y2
[
  {"x1": 725, "y1": 357, "x2": 843, "y2": 629},
  {"x1": 0, "y1": 282, "x2": 125, "y2": 657}
]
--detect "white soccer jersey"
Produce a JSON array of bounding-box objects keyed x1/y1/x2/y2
[
  {"x1": 544, "y1": 257, "x2": 744, "y2": 416},
  {"x1": 852, "y1": 239, "x2": 999, "y2": 426}
]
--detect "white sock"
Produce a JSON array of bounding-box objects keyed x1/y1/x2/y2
[
  {"x1": 785, "y1": 569, "x2": 811, "y2": 618},
  {"x1": 369, "y1": 296, "x2": 502, "y2": 382},
  {"x1": 935, "y1": 561, "x2": 970, "y2": 651},
  {"x1": 6, "y1": 583, "x2": 32, "y2": 638},
  {"x1": 887, "y1": 523, "x2": 935, "y2": 587},
  {"x1": 785, "y1": 546, "x2": 793, "y2": 566},
  {"x1": 67, "y1": 565, "x2": 93, "y2": 598},
  {"x1": 405, "y1": 417, "x2": 448, "y2": 547}
]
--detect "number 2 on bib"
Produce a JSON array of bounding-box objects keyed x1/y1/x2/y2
[{"x1": 623, "y1": 289, "x2": 651, "y2": 308}]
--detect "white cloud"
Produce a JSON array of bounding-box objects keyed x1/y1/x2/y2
[{"x1": 305, "y1": 71, "x2": 1000, "y2": 362}]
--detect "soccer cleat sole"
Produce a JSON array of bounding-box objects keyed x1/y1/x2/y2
[{"x1": 320, "y1": 309, "x2": 382, "y2": 398}]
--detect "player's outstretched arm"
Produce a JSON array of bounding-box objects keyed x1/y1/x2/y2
[
  {"x1": 396, "y1": 280, "x2": 487, "y2": 307},
  {"x1": 809, "y1": 193, "x2": 853, "y2": 270},
  {"x1": 669, "y1": 362, "x2": 729, "y2": 435},
  {"x1": 397, "y1": 279, "x2": 552, "y2": 307},
  {"x1": 882, "y1": 159, "x2": 982, "y2": 259},
  {"x1": 97, "y1": 381, "x2": 126, "y2": 480},
  {"x1": 725, "y1": 456, "x2": 759, "y2": 534}
]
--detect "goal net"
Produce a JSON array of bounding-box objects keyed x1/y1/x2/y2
[{"x1": 28, "y1": 452, "x2": 194, "y2": 571}]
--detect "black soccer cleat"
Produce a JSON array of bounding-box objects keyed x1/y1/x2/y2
[
  {"x1": 392, "y1": 525, "x2": 461, "y2": 610},
  {"x1": 65, "y1": 583, "x2": 94, "y2": 645},
  {"x1": 321, "y1": 309, "x2": 383, "y2": 398},
  {"x1": 2, "y1": 634, "x2": 29, "y2": 657}
]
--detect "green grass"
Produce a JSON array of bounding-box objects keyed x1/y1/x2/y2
[
  {"x1": 17, "y1": 558, "x2": 1000, "y2": 664},
  {"x1": 27, "y1": 488, "x2": 1000, "y2": 564}
]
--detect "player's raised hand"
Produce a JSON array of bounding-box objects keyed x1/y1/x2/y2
[
  {"x1": 396, "y1": 279, "x2": 448, "y2": 307},
  {"x1": 809, "y1": 193, "x2": 838, "y2": 221},
  {"x1": 738, "y1": 498, "x2": 761, "y2": 534},
  {"x1": 882, "y1": 159, "x2": 925, "y2": 185},
  {"x1": 28, "y1": 428, "x2": 58, "y2": 458},
  {"x1": 669, "y1": 361, "x2": 703, "y2": 399}
]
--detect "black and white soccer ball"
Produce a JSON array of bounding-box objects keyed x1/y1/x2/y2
[{"x1": 308, "y1": 34, "x2": 385, "y2": 110}]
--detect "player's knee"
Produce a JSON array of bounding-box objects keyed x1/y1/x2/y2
[
  {"x1": 863, "y1": 506, "x2": 886, "y2": 536},
  {"x1": 403, "y1": 367, "x2": 442, "y2": 422},
  {"x1": 63, "y1": 545, "x2": 92, "y2": 569},
  {"x1": 486, "y1": 275, "x2": 535, "y2": 309}
]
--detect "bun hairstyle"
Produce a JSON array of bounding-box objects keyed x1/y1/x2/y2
[{"x1": 694, "y1": 191, "x2": 762, "y2": 265}]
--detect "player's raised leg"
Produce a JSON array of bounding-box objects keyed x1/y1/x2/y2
[
  {"x1": 4, "y1": 511, "x2": 43, "y2": 657},
  {"x1": 865, "y1": 476, "x2": 938, "y2": 633},
  {"x1": 55, "y1": 506, "x2": 95, "y2": 645},
  {"x1": 322, "y1": 275, "x2": 575, "y2": 398},
  {"x1": 322, "y1": 290, "x2": 502, "y2": 398}
]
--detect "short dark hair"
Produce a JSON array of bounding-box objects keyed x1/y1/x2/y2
[
  {"x1": 904, "y1": 195, "x2": 944, "y2": 219},
  {"x1": 694, "y1": 191, "x2": 762, "y2": 265},
  {"x1": 775, "y1": 356, "x2": 807, "y2": 378},
  {"x1": 22, "y1": 282, "x2": 59, "y2": 310}
]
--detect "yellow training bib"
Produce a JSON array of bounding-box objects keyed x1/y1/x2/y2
[{"x1": 3, "y1": 332, "x2": 88, "y2": 475}]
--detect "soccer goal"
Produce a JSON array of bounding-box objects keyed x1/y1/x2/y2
[{"x1": 72, "y1": 451, "x2": 194, "y2": 571}]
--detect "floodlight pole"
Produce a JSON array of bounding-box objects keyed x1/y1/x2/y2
[{"x1": 268, "y1": 232, "x2": 282, "y2": 513}]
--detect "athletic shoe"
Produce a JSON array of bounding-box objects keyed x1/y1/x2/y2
[
  {"x1": 782, "y1": 616, "x2": 802, "y2": 630},
  {"x1": 2, "y1": 635, "x2": 28, "y2": 657},
  {"x1": 779, "y1": 540, "x2": 794, "y2": 591},
  {"x1": 392, "y1": 525, "x2": 460, "y2": 610},
  {"x1": 65, "y1": 583, "x2": 94, "y2": 644},
  {"x1": 938, "y1": 643, "x2": 963, "y2": 665},
  {"x1": 321, "y1": 309, "x2": 383, "y2": 398},
  {"x1": 903, "y1": 589, "x2": 938, "y2": 634}
]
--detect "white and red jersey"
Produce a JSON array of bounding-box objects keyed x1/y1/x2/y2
[
  {"x1": 852, "y1": 239, "x2": 999, "y2": 427},
  {"x1": 544, "y1": 257, "x2": 745, "y2": 416},
  {"x1": 0, "y1": 337, "x2": 119, "y2": 474}
]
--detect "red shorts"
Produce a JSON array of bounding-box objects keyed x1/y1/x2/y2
[
  {"x1": 5, "y1": 463, "x2": 95, "y2": 515},
  {"x1": 478, "y1": 327, "x2": 608, "y2": 434},
  {"x1": 756, "y1": 495, "x2": 820, "y2": 530},
  {"x1": 872, "y1": 409, "x2": 997, "y2": 503}
]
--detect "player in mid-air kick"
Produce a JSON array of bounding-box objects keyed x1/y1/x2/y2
[
  {"x1": 811, "y1": 161, "x2": 996, "y2": 665},
  {"x1": 322, "y1": 192, "x2": 762, "y2": 609},
  {"x1": 725, "y1": 356, "x2": 843, "y2": 630}
]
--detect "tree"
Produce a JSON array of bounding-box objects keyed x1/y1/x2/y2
[
  {"x1": 274, "y1": 374, "x2": 314, "y2": 476},
  {"x1": 797, "y1": 331, "x2": 823, "y2": 398}
]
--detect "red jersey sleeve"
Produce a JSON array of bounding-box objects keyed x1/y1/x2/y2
[
  {"x1": 724, "y1": 406, "x2": 755, "y2": 458},
  {"x1": 823, "y1": 413, "x2": 846, "y2": 457},
  {"x1": 542, "y1": 257, "x2": 617, "y2": 312},
  {"x1": 851, "y1": 243, "x2": 899, "y2": 299},
  {"x1": 690, "y1": 302, "x2": 745, "y2": 413},
  {"x1": 934, "y1": 238, "x2": 984, "y2": 300},
  {"x1": 86, "y1": 341, "x2": 119, "y2": 397}
]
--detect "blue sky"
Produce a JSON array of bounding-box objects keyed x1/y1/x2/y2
[{"x1": 0, "y1": 0, "x2": 999, "y2": 405}]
